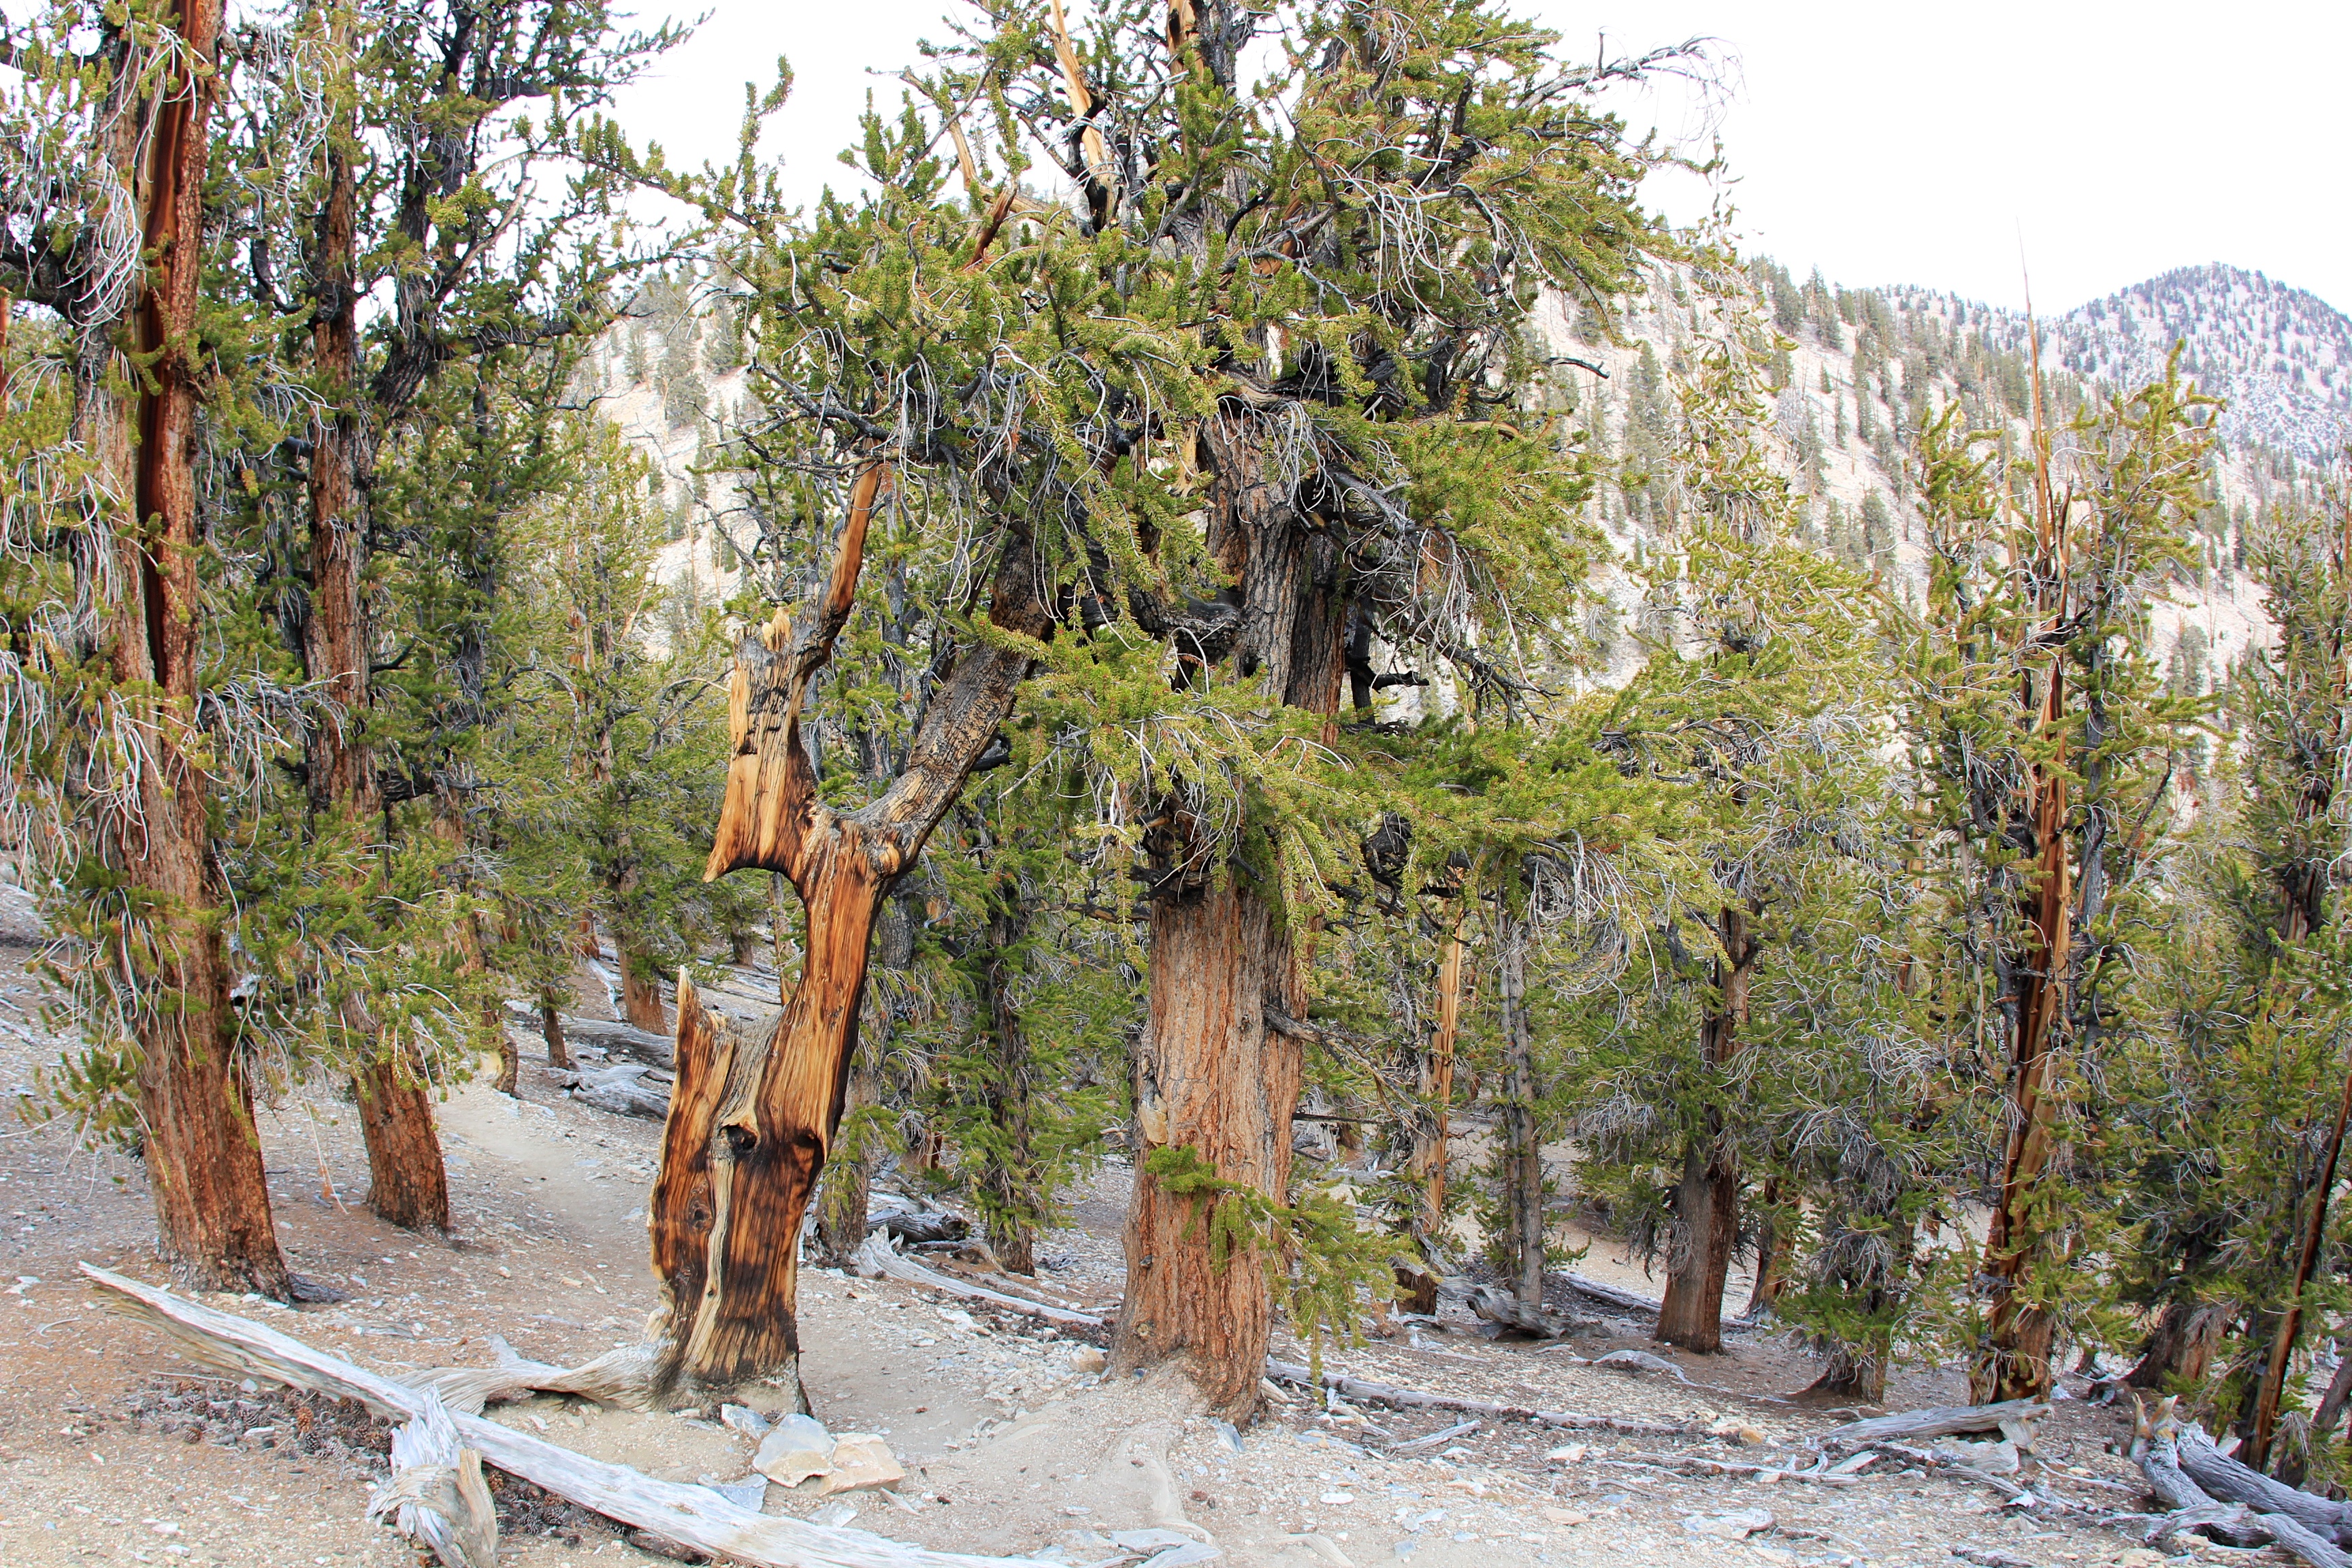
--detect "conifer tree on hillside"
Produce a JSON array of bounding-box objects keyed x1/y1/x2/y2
[{"x1": 1905, "y1": 361, "x2": 2210, "y2": 1403}]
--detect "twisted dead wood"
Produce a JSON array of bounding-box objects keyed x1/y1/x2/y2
[{"x1": 80, "y1": 1264, "x2": 1045, "y2": 1568}]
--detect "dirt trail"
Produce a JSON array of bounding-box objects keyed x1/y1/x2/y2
[{"x1": 1, "y1": 954, "x2": 2172, "y2": 1567}]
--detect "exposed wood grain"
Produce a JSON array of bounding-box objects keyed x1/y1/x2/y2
[
  {"x1": 366, "y1": 1384, "x2": 498, "y2": 1568},
  {"x1": 80, "y1": 1264, "x2": 1048, "y2": 1568}
]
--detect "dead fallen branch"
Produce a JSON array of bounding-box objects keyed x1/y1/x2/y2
[
  {"x1": 853, "y1": 1230, "x2": 1107, "y2": 1330},
  {"x1": 1816, "y1": 1399, "x2": 2052, "y2": 1448},
  {"x1": 2174, "y1": 1420, "x2": 2352, "y2": 1546},
  {"x1": 366, "y1": 1384, "x2": 499, "y2": 1568},
  {"x1": 2125, "y1": 1403, "x2": 2333, "y2": 1564},
  {"x1": 1559, "y1": 1273, "x2": 1661, "y2": 1317},
  {"x1": 1261, "y1": 1358, "x2": 1700, "y2": 1437},
  {"x1": 403, "y1": 1334, "x2": 664, "y2": 1417},
  {"x1": 82, "y1": 1264, "x2": 1044, "y2": 1568}
]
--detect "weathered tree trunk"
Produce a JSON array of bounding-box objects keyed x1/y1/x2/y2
[
  {"x1": 306, "y1": 80, "x2": 449, "y2": 1235},
  {"x1": 2250, "y1": 1046, "x2": 2352, "y2": 1468},
  {"x1": 1974, "y1": 657, "x2": 2072, "y2": 1404},
  {"x1": 2131, "y1": 1302, "x2": 2230, "y2": 1390},
  {"x1": 1656, "y1": 906, "x2": 1757, "y2": 1354},
  {"x1": 647, "y1": 466, "x2": 1041, "y2": 1394},
  {"x1": 1114, "y1": 404, "x2": 1347, "y2": 1419},
  {"x1": 1744, "y1": 1175, "x2": 1790, "y2": 1320},
  {"x1": 1972, "y1": 385, "x2": 2077, "y2": 1407},
  {"x1": 816, "y1": 894, "x2": 908, "y2": 1263},
  {"x1": 114, "y1": 0, "x2": 292, "y2": 1297},
  {"x1": 355, "y1": 1055, "x2": 449, "y2": 1232},
  {"x1": 1496, "y1": 902, "x2": 1545, "y2": 1308},
  {"x1": 1411, "y1": 913, "x2": 1466, "y2": 1249},
  {"x1": 1117, "y1": 883, "x2": 1305, "y2": 1415},
  {"x1": 621, "y1": 958, "x2": 668, "y2": 1034},
  {"x1": 541, "y1": 1002, "x2": 571, "y2": 1070}
]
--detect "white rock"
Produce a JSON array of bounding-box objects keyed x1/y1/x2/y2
[
  {"x1": 807, "y1": 1501, "x2": 859, "y2": 1528},
  {"x1": 1680, "y1": 1507, "x2": 1773, "y2": 1540},
  {"x1": 753, "y1": 1414, "x2": 836, "y2": 1486},
  {"x1": 720, "y1": 1403, "x2": 772, "y2": 1439}
]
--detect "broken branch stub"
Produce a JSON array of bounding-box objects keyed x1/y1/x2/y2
[{"x1": 80, "y1": 1264, "x2": 1047, "y2": 1568}]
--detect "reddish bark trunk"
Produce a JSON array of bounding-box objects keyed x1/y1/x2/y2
[
  {"x1": 1411, "y1": 915, "x2": 1466, "y2": 1249},
  {"x1": 1974, "y1": 347, "x2": 2076, "y2": 1406},
  {"x1": 1114, "y1": 404, "x2": 1347, "y2": 1418},
  {"x1": 621, "y1": 956, "x2": 668, "y2": 1034},
  {"x1": 1974, "y1": 673, "x2": 2072, "y2": 1403},
  {"x1": 299, "y1": 69, "x2": 448, "y2": 1232},
  {"x1": 647, "y1": 466, "x2": 1042, "y2": 1394},
  {"x1": 116, "y1": 0, "x2": 292, "y2": 1296},
  {"x1": 540, "y1": 1002, "x2": 571, "y2": 1069},
  {"x1": 2129, "y1": 1302, "x2": 2230, "y2": 1391},
  {"x1": 1117, "y1": 883, "x2": 1305, "y2": 1415},
  {"x1": 355, "y1": 1048, "x2": 448, "y2": 1232},
  {"x1": 1656, "y1": 906, "x2": 1757, "y2": 1354},
  {"x1": 1744, "y1": 1175, "x2": 1791, "y2": 1320},
  {"x1": 2249, "y1": 1042, "x2": 2352, "y2": 1467}
]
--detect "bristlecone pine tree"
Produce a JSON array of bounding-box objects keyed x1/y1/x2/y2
[
  {"x1": 0, "y1": 0, "x2": 293, "y2": 1292},
  {"x1": 1905, "y1": 352, "x2": 2210, "y2": 1403},
  {"x1": 641, "y1": 0, "x2": 1686, "y2": 1409}
]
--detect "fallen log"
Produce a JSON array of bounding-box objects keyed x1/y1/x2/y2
[
  {"x1": 1560, "y1": 1273, "x2": 1661, "y2": 1317},
  {"x1": 554, "y1": 1062, "x2": 674, "y2": 1120},
  {"x1": 1453, "y1": 1280, "x2": 1595, "y2": 1340},
  {"x1": 2174, "y1": 1420, "x2": 2352, "y2": 1546},
  {"x1": 852, "y1": 1230, "x2": 1105, "y2": 1330},
  {"x1": 365, "y1": 1384, "x2": 499, "y2": 1568},
  {"x1": 1816, "y1": 1399, "x2": 2052, "y2": 1447},
  {"x1": 403, "y1": 1333, "x2": 664, "y2": 1416},
  {"x1": 1260, "y1": 1358, "x2": 1699, "y2": 1437},
  {"x1": 2129, "y1": 1399, "x2": 2317, "y2": 1556},
  {"x1": 81, "y1": 1264, "x2": 1044, "y2": 1568}
]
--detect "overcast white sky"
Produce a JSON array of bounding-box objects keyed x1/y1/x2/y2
[{"x1": 610, "y1": 1, "x2": 2345, "y2": 314}]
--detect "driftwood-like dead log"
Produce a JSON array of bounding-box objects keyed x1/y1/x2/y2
[
  {"x1": 1560, "y1": 1273, "x2": 1662, "y2": 1318},
  {"x1": 1260, "y1": 1358, "x2": 1700, "y2": 1437},
  {"x1": 2174, "y1": 1420, "x2": 2352, "y2": 1546},
  {"x1": 1452, "y1": 1279, "x2": 1597, "y2": 1339},
  {"x1": 80, "y1": 1264, "x2": 1045, "y2": 1568},
  {"x1": 366, "y1": 1384, "x2": 499, "y2": 1568},
  {"x1": 851, "y1": 1230, "x2": 1106, "y2": 1330},
  {"x1": 2129, "y1": 1399, "x2": 2317, "y2": 1556},
  {"x1": 404, "y1": 1333, "x2": 665, "y2": 1417},
  {"x1": 1816, "y1": 1399, "x2": 2052, "y2": 1447}
]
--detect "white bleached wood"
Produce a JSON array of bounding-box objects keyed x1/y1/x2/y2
[
  {"x1": 851, "y1": 1230, "x2": 1107, "y2": 1329},
  {"x1": 80, "y1": 1264, "x2": 1045, "y2": 1568}
]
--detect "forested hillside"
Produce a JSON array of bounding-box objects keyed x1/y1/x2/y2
[{"x1": 2, "y1": 3, "x2": 2350, "y2": 1566}]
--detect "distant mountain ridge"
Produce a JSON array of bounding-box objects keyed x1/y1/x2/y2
[{"x1": 1893, "y1": 263, "x2": 2352, "y2": 461}]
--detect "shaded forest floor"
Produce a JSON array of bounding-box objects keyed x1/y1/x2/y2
[{"x1": 0, "y1": 943, "x2": 2195, "y2": 1568}]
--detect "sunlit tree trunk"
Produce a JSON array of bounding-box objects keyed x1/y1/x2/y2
[
  {"x1": 1115, "y1": 407, "x2": 1348, "y2": 1418},
  {"x1": 647, "y1": 468, "x2": 1042, "y2": 1395},
  {"x1": 112, "y1": 0, "x2": 293, "y2": 1295}
]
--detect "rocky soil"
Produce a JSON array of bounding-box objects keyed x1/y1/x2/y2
[{"x1": 0, "y1": 947, "x2": 2224, "y2": 1568}]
